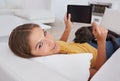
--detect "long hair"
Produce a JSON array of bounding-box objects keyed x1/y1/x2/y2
[{"x1": 9, "y1": 23, "x2": 39, "y2": 58}]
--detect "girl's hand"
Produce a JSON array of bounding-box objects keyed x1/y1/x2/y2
[
  {"x1": 60, "y1": 14, "x2": 72, "y2": 42},
  {"x1": 92, "y1": 22, "x2": 108, "y2": 43},
  {"x1": 64, "y1": 14, "x2": 72, "y2": 30}
]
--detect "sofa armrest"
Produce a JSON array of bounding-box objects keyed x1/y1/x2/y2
[{"x1": 90, "y1": 48, "x2": 120, "y2": 81}]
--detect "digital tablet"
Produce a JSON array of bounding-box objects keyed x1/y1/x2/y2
[{"x1": 67, "y1": 5, "x2": 92, "y2": 23}]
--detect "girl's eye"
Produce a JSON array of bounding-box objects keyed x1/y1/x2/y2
[
  {"x1": 38, "y1": 42, "x2": 43, "y2": 48},
  {"x1": 38, "y1": 44, "x2": 42, "y2": 48},
  {"x1": 44, "y1": 30, "x2": 47, "y2": 36}
]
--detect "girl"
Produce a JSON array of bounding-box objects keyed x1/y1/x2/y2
[{"x1": 9, "y1": 14, "x2": 108, "y2": 80}]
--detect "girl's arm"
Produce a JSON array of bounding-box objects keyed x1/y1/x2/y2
[
  {"x1": 60, "y1": 14, "x2": 72, "y2": 42},
  {"x1": 92, "y1": 22, "x2": 107, "y2": 70},
  {"x1": 89, "y1": 22, "x2": 108, "y2": 80}
]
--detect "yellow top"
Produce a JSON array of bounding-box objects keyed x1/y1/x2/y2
[{"x1": 56, "y1": 41, "x2": 97, "y2": 67}]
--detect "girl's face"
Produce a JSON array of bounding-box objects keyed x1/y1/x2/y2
[{"x1": 29, "y1": 27, "x2": 60, "y2": 57}]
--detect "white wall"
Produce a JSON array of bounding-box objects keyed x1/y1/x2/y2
[
  {"x1": 25, "y1": 0, "x2": 51, "y2": 9},
  {"x1": 50, "y1": 0, "x2": 89, "y2": 21},
  {"x1": 2, "y1": 0, "x2": 120, "y2": 22},
  {"x1": 29, "y1": 0, "x2": 120, "y2": 21},
  {"x1": 24, "y1": 0, "x2": 90, "y2": 21}
]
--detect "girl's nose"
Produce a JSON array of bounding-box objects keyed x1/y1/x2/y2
[{"x1": 45, "y1": 39, "x2": 54, "y2": 49}]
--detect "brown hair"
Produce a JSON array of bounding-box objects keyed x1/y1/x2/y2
[{"x1": 9, "y1": 23, "x2": 39, "y2": 58}]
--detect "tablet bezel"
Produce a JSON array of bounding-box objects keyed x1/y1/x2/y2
[{"x1": 67, "y1": 5, "x2": 92, "y2": 23}]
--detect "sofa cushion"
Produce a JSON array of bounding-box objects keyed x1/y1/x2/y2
[
  {"x1": 13, "y1": 9, "x2": 55, "y2": 23},
  {"x1": 32, "y1": 53, "x2": 92, "y2": 81},
  {"x1": 0, "y1": 42, "x2": 70, "y2": 81}
]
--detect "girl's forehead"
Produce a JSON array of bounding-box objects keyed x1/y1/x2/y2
[
  {"x1": 31, "y1": 27, "x2": 43, "y2": 37},
  {"x1": 32, "y1": 26, "x2": 42, "y2": 32}
]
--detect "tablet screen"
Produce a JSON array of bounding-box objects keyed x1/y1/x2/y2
[{"x1": 67, "y1": 5, "x2": 92, "y2": 23}]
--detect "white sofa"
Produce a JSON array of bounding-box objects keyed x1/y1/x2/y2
[
  {"x1": 0, "y1": 7, "x2": 120, "y2": 81},
  {"x1": 0, "y1": 42, "x2": 120, "y2": 81}
]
